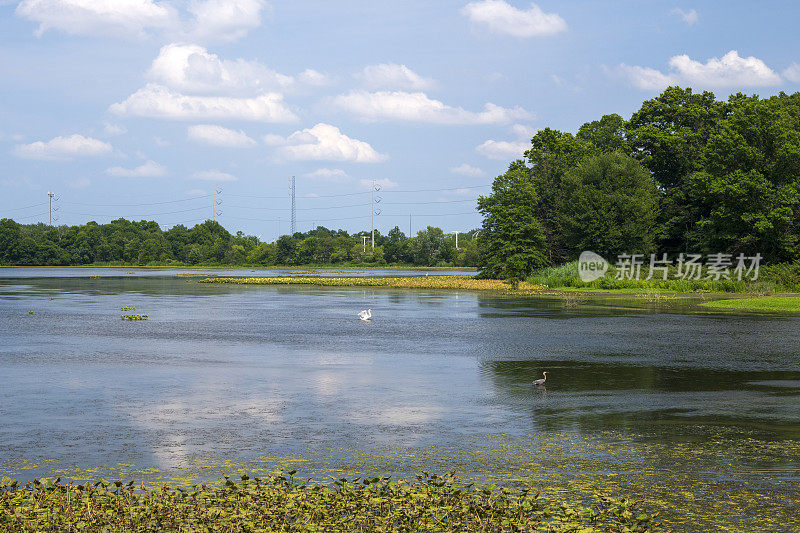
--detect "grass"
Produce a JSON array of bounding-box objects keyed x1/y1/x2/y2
[
  {"x1": 700, "y1": 296, "x2": 800, "y2": 312},
  {"x1": 0, "y1": 471, "x2": 668, "y2": 532}
]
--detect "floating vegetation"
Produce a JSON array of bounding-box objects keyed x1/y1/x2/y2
[
  {"x1": 120, "y1": 306, "x2": 135, "y2": 311},
  {"x1": 176, "y1": 272, "x2": 216, "y2": 277},
  {"x1": 27, "y1": 311, "x2": 34, "y2": 315},
  {"x1": 89, "y1": 275, "x2": 100, "y2": 279},
  {"x1": 121, "y1": 314, "x2": 148, "y2": 321},
  {"x1": 201, "y1": 275, "x2": 549, "y2": 293},
  {"x1": 0, "y1": 471, "x2": 668, "y2": 532}
]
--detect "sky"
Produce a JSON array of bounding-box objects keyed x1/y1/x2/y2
[{"x1": 1, "y1": 0, "x2": 799, "y2": 241}]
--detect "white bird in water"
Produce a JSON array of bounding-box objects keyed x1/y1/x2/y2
[
  {"x1": 532, "y1": 371, "x2": 548, "y2": 386},
  {"x1": 358, "y1": 309, "x2": 372, "y2": 321}
]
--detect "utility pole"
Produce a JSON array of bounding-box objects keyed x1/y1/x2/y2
[
  {"x1": 362, "y1": 235, "x2": 367, "y2": 252},
  {"x1": 47, "y1": 191, "x2": 58, "y2": 226},
  {"x1": 451, "y1": 231, "x2": 460, "y2": 250},
  {"x1": 409, "y1": 212, "x2": 412, "y2": 237},
  {"x1": 289, "y1": 176, "x2": 296, "y2": 235}
]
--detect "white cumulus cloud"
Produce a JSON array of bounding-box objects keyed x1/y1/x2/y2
[
  {"x1": 109, "y1": 83, "x2": 298, "y2": 122},
  {"x1": 462, "y1": 0, "x2": 566, "y2": 38},
  {"x1": 476, "y1": 139, "x2": 528, "y2": 160},
  {"x1": 16, "y1": 0, "x2": 178, "y2": 38},
  {"x1": 615, "y1": 50, "x2": 782, "y2": 90},
  {"x1": 273, "y1": 123, "x2": 387, "y2": 163},
  {"x1": 187, "y1": 124, "x2": 256, "y2": 147},
  {"x1": 332, "y1": 90, "x2": 530, "y2": 125},
  {"x1": 302, "y1": 168, "x2": 350, "y2": 182},
  {"x1": 106, "y1": 160, "x2": 167, "y2": 177},
  {"x1": 186, "y1": 0, "x2": 267, "y2": 43},
  {"x1": 450, "y1": 163, "x2": 485, "y2": 177},
  {"x1": 671, "y1": 8, "x2": 698, "y2": 25},
  {"x1": 192, "y1": 169, "x2": 238, "y2": 181},
  {"x1": 784, "y1": 63, "x2": 800, "y2": 83},
  {"x1": 357, "y1": 63, "x2": 433, "y2": 90},
  {"x1": 14, "y1": 134, "x2": 113, "y2": 160},
  {"x1": 147, "y1": 43, "x2": 294, "y2": 95}
]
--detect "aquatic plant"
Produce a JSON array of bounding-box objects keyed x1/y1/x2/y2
[
  {"x1": 0, "y1": 471, "x2": 668, "y2": 532},
  {"x1": 701, "y1": 296, "x2": 800, "y2": 312},
  {"x1": 121, "y1": 314, "x2": 148, "y2": 321},
  {"x1": 120, "y1": 306, "x2": 135, "y2": 311},
  {"x1": 201, "y1": 275, "x2": 548, "y2": 293}
]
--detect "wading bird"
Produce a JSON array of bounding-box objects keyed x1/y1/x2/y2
[
  {"x1": 532, "y1": 371, "x2": 548, "y2": 386},
  {"x1": 358, "y1": 309, "x2": 372, "y2": 321}
]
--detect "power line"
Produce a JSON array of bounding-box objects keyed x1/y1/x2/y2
[
  {"x1": 4, "y1": 202, "x2": 48, "y2": 212},
  {"x1": 63, "y1": 195, "x2": 212, "y2": 207}
]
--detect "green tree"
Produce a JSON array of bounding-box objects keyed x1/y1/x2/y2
[
  {"x1": 560, "y1": 152, "x2": 660, "y2": 258},
  {"x1": 477, "y1": 160, "x2": 548, "y2": 279}
]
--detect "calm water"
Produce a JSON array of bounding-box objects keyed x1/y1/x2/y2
[{"x1": 1, "y1": 268, "x2": 799, "y2": 531}]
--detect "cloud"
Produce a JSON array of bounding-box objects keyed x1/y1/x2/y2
[
  {"x1": 16, "y1": 0, "x2": 178, "y2": 38},
  {"x1": 272, "y1": 123, "x2": 387, "y2": 163},
  {"x1": 614, "y1": 64, "x2": 677, "y2": 90},
  {"x1": 615, "y1": 50, "x2": 782, "y2": 90},
  {"x1": 359, "y1": 177, "x2": 397, "y2": 189},
  {"x1": 192, "y1": 169, "x2": 238, "y2": 181},
  {"x1": 357, "y1": 63, "x2": 433, "y2": 90},
  {"x1": 302, "y1": 168, "x2": 351, "y2": 182},
  {"x1": 147, "y1": 43, "x2": 295, "y2": 95},
  {"x1": 784, "y1": 63, "x2": 800, "y2": 83},
  {"x1": 187, "y1": 124, "x2": 256, "y2": 147},
  {"x1": 186, "y1": 0, "x2": 268, "y2": 43},
  {"x1": 109, "y1": 83, "x2": 298, "y2": 121},
  {"x1": 297, "y1": 69, "x2": 333, "y2": 87},
  {"x1": 331, "y1": 90, "x2": 531, "y2": 124},
  {"x1": 106, "y1": 160, "x2": 167, "y2": 177},
  {"x1": 476, "y1": 139, "x2": 528, "y2": 160},
  {"x1": 450, "y1": 163, "x2": 485, "y2": 177},
  {"x1": 671, "y1": 8, "x2": 698, "y2": 25},
  {"x1": 15, "y1": 0, "x2": 267, "y2": 43},
  {"x1": 510, "y1": 123, "x2": 536, "y2": 139},
  {"x1": 103, "y1": 122, "x2": 127, "y2": 136},
  {"x1": 670, "y1": 50, "x2": 781, "y2": 86},
  {"x1": 14, "y1": 134, "x2": 113, "y2": 160},
  {"x1": 462, "y1": 0, "x2": 567, "y2": 38}
]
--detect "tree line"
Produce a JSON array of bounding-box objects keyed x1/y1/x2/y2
[
  {"x1": 478, "y1": 87, "x2": 800, "y2": 278},
  {"x1": 0, "y1": 217, "x2": 479, "y2": 267}
]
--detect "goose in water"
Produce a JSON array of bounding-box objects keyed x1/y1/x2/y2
[
  {"x1": 358, "y1": 309, "x2": 372, "y2": 321},
  {"x1": 532, "y1": 371, "x2": 548, "y2": 386}
]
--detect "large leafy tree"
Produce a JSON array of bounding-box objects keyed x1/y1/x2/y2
[
  {"x1": 477, "y1": 161, "x2": 548, "y2": 279},
  {"x1": 560, "y1": 152, "x2": 660, "y2": 258}
]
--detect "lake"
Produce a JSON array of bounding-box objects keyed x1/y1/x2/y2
[{"x1": 1, "y1": 268, "x2": 799, "y2": 532}]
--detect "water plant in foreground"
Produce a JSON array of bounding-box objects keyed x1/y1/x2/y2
[
  {"x1": 121, "y1": 314, "x2": 148, "y2": 321},
  {"x1": 121, "y1": 306, "x2": 135, "y2": 311},
  {"x1": 0, "y1": 471, "x2": 669, "y2": 532}
]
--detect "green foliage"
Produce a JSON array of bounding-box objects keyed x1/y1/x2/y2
[
  {"x1": 0, "y1": 472, "x2": 669, "y2": 532},
  {"x1": 560, "y1": 152, "x2": 659, "y2": 259},
  {"x1": 477, "y1": 161, "x2": 548, "y2": 279},
  {"x1": 0, "y1": 218, "x2": 479, "y2": 268}
]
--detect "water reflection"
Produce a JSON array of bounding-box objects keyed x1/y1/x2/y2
[{"x1": 1, "y1": 272, "x2": 799, "y2": 480}]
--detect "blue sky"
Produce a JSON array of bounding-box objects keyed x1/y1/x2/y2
[{"x1": 2, "y1": 0, "x2": 799, "y2": 240}]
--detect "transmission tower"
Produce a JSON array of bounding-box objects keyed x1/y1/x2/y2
[
  {"x1": 371, "y1": 179, "x2": 381, "y2": 248},
  {"x1": 289, "y1": 176, "x2": 296, "y2": 235}
]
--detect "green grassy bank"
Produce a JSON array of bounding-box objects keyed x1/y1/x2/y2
[{"x1": 700, "y1": 296, "x2": 800, "y2": 312}]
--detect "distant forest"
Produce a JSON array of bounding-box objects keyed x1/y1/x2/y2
[{"x1": 0, "y1": 218, "x2": 479, "y2": 267}]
